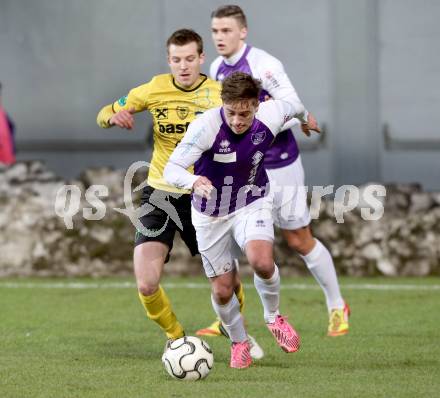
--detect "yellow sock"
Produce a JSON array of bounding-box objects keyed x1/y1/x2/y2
[
  {"x1": 235, "y1": 282, "x2": 245, "y2": 313},
  {"x1": 138, "y1": 285, "x2": 184, "y2": 340}
]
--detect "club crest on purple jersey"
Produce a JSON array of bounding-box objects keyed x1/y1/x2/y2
[{"x1": 251, "y1": 131, "x2": 266, "y2": 145}]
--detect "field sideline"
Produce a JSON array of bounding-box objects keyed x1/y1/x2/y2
[{"x1": 1, "y1": 276, "x2": 439, "y2": 398}]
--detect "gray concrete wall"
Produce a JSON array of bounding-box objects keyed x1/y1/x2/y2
[
  {"x1": 379, "y1": 0, "x2": 440, "y2": 189},
  {"x1": 1, "y1": 0, "x2": 439, "y2": 188}
]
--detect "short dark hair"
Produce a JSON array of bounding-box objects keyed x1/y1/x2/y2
[
  {"x1": 211, "y1": 5, "x2": 247, "y2": 28},
  {"x1": 221, "y1": 72, "x2": 261, "y2": 103},
  {"x1": 166, "y1": 29, "x2": 203, "y2": 55}
]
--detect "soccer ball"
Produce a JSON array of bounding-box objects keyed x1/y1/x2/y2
[{"x1": 162, "y1": 336, "x2": 214, "y2": 380}]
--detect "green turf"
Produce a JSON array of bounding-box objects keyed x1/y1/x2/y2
[{"x1": 1, "y1": 277, "x2": 439, "y2": 398}]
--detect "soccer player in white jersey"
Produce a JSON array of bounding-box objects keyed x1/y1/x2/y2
[
  {"x1": 200, "y1": 5, "x2": 350, "y2": 337},
  {"x1": 164, "y1": 72, "x2": 305, "y2": 369}
]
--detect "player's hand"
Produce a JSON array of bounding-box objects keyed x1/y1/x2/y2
[
  {"x1": 264, "y1": 94, "x2": 273, "y2": 101},
  {"x1": 193, "y1": 176, "x2": 214, "y2": 199},
  {"x1": 109, "y1": 107, "x2": 136, "y2": 130},
  {"x1": 301, "y1": 113, "x2": 321, "y2": 137}
]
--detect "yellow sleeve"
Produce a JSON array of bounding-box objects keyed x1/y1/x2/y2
[
  {"x1": 96, "y1": 82, "x2": 151, "y2": 129},
  {"x1": 96, "y1": 104, "x2": 116, "y2": 128}
]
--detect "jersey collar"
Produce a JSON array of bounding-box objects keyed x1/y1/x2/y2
[
  {"x1": 223, "y1": 43, "x2": 249, "y2": 66},
  {"x1": 171, "y1": 74, "x2": 208, "y2": 92}
]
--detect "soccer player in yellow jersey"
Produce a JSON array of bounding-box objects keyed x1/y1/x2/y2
[{"x1": 96, "y1": 29, "x2": 224, "y2": 348}]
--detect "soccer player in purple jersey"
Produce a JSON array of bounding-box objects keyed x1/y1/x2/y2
[
  {"x1": 164, "y1": 72, "x2": 305, "y2": 369},
  {"x1": 198, "y1": 5, "x2": 350, "y2": 338}
]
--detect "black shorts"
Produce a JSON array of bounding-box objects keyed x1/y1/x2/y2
[{"x1": 134, "y1": 185, "x2": 198, "y2": 262}]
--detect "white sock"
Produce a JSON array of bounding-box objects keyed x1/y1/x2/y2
[
  {"x1": 300, "y1": 239, "x2": 345, "y2": 311},
  {"x1": 211, "y1": 293, "x2": 247, "y2": 342},
  {"x1": 254, "y1": 264, "x2": 280, "y2": 323}
]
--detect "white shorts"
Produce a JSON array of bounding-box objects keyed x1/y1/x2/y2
[
  {"x1": 192, "y1": 198, "x2": 274, "y2": 278},
  {"x1": 266, "y1": 156, "x2": 311, "y2": 230}
]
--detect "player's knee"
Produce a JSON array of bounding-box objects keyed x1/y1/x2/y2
[
  {"x1": 137, "y1": 281, "x2": 159, "y2": 297},
  {"x1": 285, "y1": 228, "x2": 314, "y2": 255},
  {"x1": 248, "y1": 255, "x2": 274, "y2": 277},
  {"x1": 212, "y1": 284, "x2": 234, "y2": 305},
  {"x1": 285, "y1": 232, "x2": 303, "y2": 251}
]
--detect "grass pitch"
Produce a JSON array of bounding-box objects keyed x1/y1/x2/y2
[{"x1": 1, "y1": 277, "x2": 439, "y2": 398}]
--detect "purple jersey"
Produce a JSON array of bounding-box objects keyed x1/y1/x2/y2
[
  {"x1": 164, "y1": 100, "x2": 298, "y2": 216},
  {"x1": 193, "y1": 108, "x2": 274, "y2": 216},
  {"x1": 211, "y1": 45, "x2": 307, "y2": 169}
]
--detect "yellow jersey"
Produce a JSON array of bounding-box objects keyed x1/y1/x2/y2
[{"x1": 97, "y1": 73, "x2": 222, "y2": 193}]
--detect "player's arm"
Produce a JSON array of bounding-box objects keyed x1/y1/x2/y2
[
  {"x1": 279, "y1": 115, "x2": 300, "y2": 132},
  {"x1": 299, "y1": 112, "x2": 320, "y2": 136},
  {"x1": 96, "y1": 83, "x2": 149, "y2": 130},
  {"x1": 259, "y1": 100, "x2": 301, "y2": 137},
  {"x1": 262, "y1": 92, "x2": 301, "y2": 132},
  {"x1": 259, "y1": 58, "x2": 320, "y2": 134},
  {"x1": 280, "y1": 112, "x2": 320, "y2": 135},
  {"x1": 268, "y1": 99, "x2": 322, "y2": 143},
  {"x1": 164, "y1": 115, "x2": 216, "y2": 199},
  {"x1": 274, "y1": 99, "x2": 321, "y2": 137}
]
